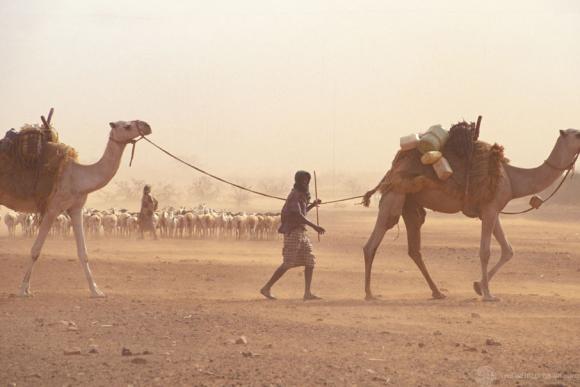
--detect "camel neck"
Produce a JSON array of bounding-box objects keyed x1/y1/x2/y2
[
  {"x1": 504, "y1": 139, "x2": 573, "y2": 200},
  {"x1": 73, "y1": 137, "x2": 127, "y2": 195}
]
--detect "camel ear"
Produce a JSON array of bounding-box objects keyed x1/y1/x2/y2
[{"x1": 560, "y1": 130, "x2": 566, "y2": 137}]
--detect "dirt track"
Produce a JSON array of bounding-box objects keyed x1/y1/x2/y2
[{"x1": 1, "y1": 210, "x2": 579, "y2": 386}]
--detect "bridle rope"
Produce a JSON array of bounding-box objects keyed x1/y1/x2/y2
[
  {"x1": 500, "y1": 152, "x2": 578, "y2": 215},
  {"x1": 109, "y1": 127, "x2": 146, "y2": 167},
  {"x1": 114, "y1": 130, "x2": 579, "y2": 212}
]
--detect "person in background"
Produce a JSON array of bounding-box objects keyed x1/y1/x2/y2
[{"x1": 139, "y1": 184, "x2": 158, "y2": 240}]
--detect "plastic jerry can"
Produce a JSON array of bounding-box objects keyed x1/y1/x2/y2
[
  {"x1": 400, "y1": 133, "x2": 420, "y2": 151},
  {"x1": 420, "y1": 151, "x2": 442, "y2": 165},
  {"x1": 418, "y1": 125, "x2": 449, "y2": 154},
  {"x1": 433, "y1": 156, "x2": 453, "y2": 181}
]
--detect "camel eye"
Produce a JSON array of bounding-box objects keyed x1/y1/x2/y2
[{"x1": 124, "y1": 125, "x2": 131, "y2": 131}]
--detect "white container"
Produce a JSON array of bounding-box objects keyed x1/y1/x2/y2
[
  {"x1": 418, "y1": 125, "x2": 449, "y2": 154},
  {"x1": 400, "y1": 133, "x2": 420, "y2": 151},
  {"x1": 420, "y1": 151, "x2": 442, "y2": 165},
  {"x1": 433, "y1": 157, "x2": 453, "y2": 181}
]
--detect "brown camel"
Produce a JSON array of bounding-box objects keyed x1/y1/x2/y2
[
  {"x1": 363, "y1": 129, "x2": 580, "y2": 302},
  {"x1": 0, "y1": 120, "x2": 151, "y2": 297}
]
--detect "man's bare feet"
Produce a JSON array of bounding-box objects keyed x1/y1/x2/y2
[
  {"x1": 260, "y1": 287, "x2": 277, "y2": 300},
  {"x1": 303, "y1": 294, "x2": 322, "y2": 301}
]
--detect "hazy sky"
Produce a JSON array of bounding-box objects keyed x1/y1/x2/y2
[{"x1": 1, "y1": 0, "x2": 579, "y2": 189}]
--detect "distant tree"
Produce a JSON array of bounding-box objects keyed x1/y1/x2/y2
[
  {"x1": 128, "y1": 179, "x2": 147, "y2": 200},
  {"x1": 343, "y1": 176, "x2": 364, "y2": 196},
  {"x1": 188, "y1": 176, "x2": 220, "y2": 204},
  {"x1": 95, "y1": 178, "x2": 145, "y2": 204},
  {"x1": 232, "y1": 186, "x2": 251, "y2": 208},
  {"x1": 155, "y1": 182, "x2": 180, "y2": 206},
  {"x1": 258, "y1": 178, "x2": 288, "y2": 197}
]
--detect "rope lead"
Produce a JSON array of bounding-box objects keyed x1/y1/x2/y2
[
  {"x1": 139, "y1": 136, "x2": 365, "y2": 205},
  {"x1": 138, "y1": 135, "x2": 574, "y2": 214}
]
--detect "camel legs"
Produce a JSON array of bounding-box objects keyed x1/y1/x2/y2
[
  {"x1": 476, "y1": 209, "x2": 499, "y2": 301},
  {"x1": 19, "y1": 211, "x2": 58, "y2": 297},
  {"x1": 70, "y1": 207, "x2": 105, "y2": 298},
  {"x1": 488, "y1": 218, "x2": 514, "y2": 281},
  {"x1": 363, "y1": 192, "x2": 404, "y2": 301},
  {"x1": 402, "y1": 199, "x2": 445, "y2": 299},
  {"x1": 474, "y1": 217, "x2": 514, "y2": 296}
]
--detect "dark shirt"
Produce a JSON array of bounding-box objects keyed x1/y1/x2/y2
[
  {"x1": 278, "y1": 188, "x2": 308, "y2": 234},
  {"x1": 140, "y1": 193, "x2": 158, "y2": 218}
]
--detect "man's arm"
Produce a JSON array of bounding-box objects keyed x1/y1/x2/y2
[{"x1": 295, "y1": 212, "x2": 325, "y2": 234}]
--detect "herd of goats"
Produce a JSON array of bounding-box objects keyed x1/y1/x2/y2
[{"x1": 2, "y1": 205, "x2": 282, "y2": 240}]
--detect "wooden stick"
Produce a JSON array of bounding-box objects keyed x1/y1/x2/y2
[
  {"x1": 465, "y1": 115, "x2": 482, "y2": 198},
  {"x1": 474, "y1": 115, "x2": 482, "y2": 141},
  {"x1": 47, "y1": 108, "x2": 54, "y2": 125},
  {"x1": 314, "y1": 170, "x2": 320, "y2": 242},
  {"x1": 41, "y1": 115, "x2": 50, "y2": 130}
]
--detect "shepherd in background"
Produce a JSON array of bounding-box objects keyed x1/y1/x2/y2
[
  {"x1": 139, "y1": 184, "x2": 158, "y2": 240},
  {"x1": 260, "y1": 171, "x2": 326, "y2": 301}
]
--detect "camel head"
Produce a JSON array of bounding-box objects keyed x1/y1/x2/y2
[
  {"x1": 558, "y1": 129, "x2": 580, "y2": 156},
  {"x1": 108, "y1": 120, "x2": 152, "y2": 143}
]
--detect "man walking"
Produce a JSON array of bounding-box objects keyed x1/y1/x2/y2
[
  {"x1": 260, "y1": 171, "x2": 326, "y2": 301},
  {"x1": 139, "y1": 184, "x2": 158, "y2": 240}
]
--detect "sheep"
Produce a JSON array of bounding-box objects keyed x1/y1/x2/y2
[
  {"x1": 4, "y1": 212, "x2": 17, "y2": 237},
  {"x1": 52, "y1": 213, "x2": 71, "y2": 238},
  {"x1": 117, "y1": 211, "x2": 131, "y2": 237},
  {"x1": 102, "y1": 213, "x2": 118, "y2": 237},
  {"x1": 88, "y1": 213, "x2": 102, "y2": 237},
  {"x1": 33, "y1": 204, "x2": 280, "y2": 241},
  {"x1": 127, "y1": 214, "x2": 139, "y2": 236}
]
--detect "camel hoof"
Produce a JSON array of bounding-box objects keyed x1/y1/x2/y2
[
  {"x1": 365, "y1": 294, "x2": 381, "y2": 301},
  {"x1": 482, "y1": 295, "x2": 500, "y2": 302},
  {"x1": 473, "y1": 282, "x2": 483, "y2": 296},
  {"x1": 90, "y1": 289, "x2": 106, "y2": 298},
  {"x1": 18, "y1": 291, "x2": 33, "y2": 298},
  {"x1": 431, "y1": 291, "x2": 446, "y2": 300}
]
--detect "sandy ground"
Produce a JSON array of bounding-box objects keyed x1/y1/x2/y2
[{"x1": 1, "y1": 209, "x2": 580, "y2": 386}]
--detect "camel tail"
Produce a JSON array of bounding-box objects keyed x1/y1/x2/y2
[
  {"x1": 362, "y1": 179, "x2": 385, "y2": 207},
  {"x1": 362, "y1": 168, "x2": 394, "y2": 207},
  {"x1": 361, "y1": 189, "x2": 375, "y2": 207}
]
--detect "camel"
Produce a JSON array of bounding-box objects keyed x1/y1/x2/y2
[
  {"x1": 0, "y1": 120, "x2": 151, "y2": 297},
  {"x1": 363, "y1": 129, "x2": 580, "y2": 302}
]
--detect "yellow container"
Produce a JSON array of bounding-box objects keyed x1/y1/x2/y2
[
  {"x1": 418, "y1": 125, "x2": 449, "y2": 154},
  {"x1": 420, "y1": 151, "x2": 442, "y2": 165},
  {"x1": 433, "y1": 157, "x2": 453, "y2": 181}
]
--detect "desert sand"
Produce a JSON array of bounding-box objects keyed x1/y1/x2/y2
[{"x1": 1, "y1": 208, "x2": 579, "y2": 386}]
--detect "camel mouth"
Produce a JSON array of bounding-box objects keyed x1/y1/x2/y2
[{"x1": 137, "y1": 121, "x2": 152, "y2": 136}]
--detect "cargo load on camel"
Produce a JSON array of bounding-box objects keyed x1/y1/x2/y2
[
  {"x1": 363, "y1": 118, "x2": 508, "y2": 218},
  {"x1": 0, "y1": 109, "x2": 77, "y2": 214}
]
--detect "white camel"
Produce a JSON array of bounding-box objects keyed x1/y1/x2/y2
[{"x1": 0, "y1": 120, "x2": 151, "y2": 297}]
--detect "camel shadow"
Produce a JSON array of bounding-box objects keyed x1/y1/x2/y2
[{"x1": 218, "y1": 294, "x2": 487, "y2": 310}]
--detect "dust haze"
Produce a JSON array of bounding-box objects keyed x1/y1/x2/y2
[
  {"x1": 2, "y1": 1, "x2": 580, "y2": 386},
  {"x1": 2, "y1": 0, "x2": 580, "y2": 211}
]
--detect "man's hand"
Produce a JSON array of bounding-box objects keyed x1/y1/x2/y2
[
  {"x1": 307, "y1": 199, "x2": 322, "y2": 211},
  {"x1": 314, "y1": 225, "x2": 326, "y2": 235}
]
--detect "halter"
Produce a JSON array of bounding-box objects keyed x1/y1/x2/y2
[{"x1": 109, "y1": 126, "x2": 146, "y2": 167}]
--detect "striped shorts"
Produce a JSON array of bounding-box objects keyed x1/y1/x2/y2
[{"x1": 282, "y1": 229, "x2": 315, "y2": 268}]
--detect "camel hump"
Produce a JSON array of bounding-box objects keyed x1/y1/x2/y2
[{"x1": 0, "y1": 126, "x2": 77, "y2": 214}]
